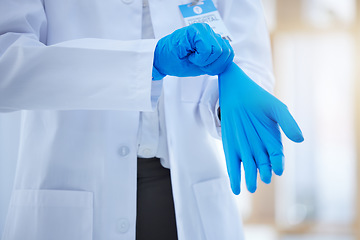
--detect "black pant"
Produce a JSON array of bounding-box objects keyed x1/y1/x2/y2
[{"x1": 136, "y1": 157, "x2": 178, "y2": 240}]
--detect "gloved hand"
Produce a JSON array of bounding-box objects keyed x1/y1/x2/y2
[
  {"x1": 152, "y1": 23, "x2": 234, "y2": 80},
  {"x1": 218, "y1": 62, "x2": 304, "y2": 195}
]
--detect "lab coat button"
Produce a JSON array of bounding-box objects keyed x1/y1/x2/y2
[
  {"x1": 118, "y1": 146, "x2": 130, "y2": 157},
  {"x1": 121, "y1": 0, "x2": 134, "y2": 4},
  {"x1": 116, "y1": 218, "x2": 130, "y2": 233},
  {"x1": 141, "y1": 148, "x2": 153, "y2": 157}
]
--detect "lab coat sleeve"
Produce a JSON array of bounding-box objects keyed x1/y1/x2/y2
[
  {"x1": 220, "y1": 0, "x2": 275, "y2": 93},
  {"x1": 200, "y1": 0, "x2": 275, "y2": 139},
  {"x1": 0, "y1": 0, "x2": 159, "y2": 111}
]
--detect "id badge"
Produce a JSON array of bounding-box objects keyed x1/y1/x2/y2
[{"x1": 179, "y1": 0, "x2": 233, "y2": 41}]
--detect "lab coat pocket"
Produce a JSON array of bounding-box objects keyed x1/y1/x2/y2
[
  {"x1": 193, "y1": 178, "x2": 244, "y2": 240},
  {"x1": 2, "y1": 190, "x2": 93, "y2": 240}
]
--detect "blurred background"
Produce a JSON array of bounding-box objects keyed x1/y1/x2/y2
[
  {"x1": 240, "y1": 0, "x2": 360, "y2": 239},
  {"x1": 0, "y1": 0, "x2": 359, "y2": 239}
]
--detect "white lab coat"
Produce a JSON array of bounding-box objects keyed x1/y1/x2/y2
[{"x1": 0, "y1": 0, "x2": 274, "y2": 239}]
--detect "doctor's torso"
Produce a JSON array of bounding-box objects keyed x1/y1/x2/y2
[{"x1": 1, "y1": 1, "x2": 245, "y2": 239}]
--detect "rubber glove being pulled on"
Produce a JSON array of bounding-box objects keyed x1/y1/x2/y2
[
  {"x1": 218, "y1": 62, "x2": 304, "y2": 195},
  {"x1": 152, "y1": 23, "x2": 234, "y2": 80}
]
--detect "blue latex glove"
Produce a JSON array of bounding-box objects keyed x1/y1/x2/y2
[
  {"x1": 218, "y1": 62, "x2": 304, "y2": 195},
  {"x1": 153, "y1": 23, "x2": 234, "y2": 80}
]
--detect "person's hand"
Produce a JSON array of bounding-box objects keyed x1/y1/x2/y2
[
  {"x1": 218, "y1": 62, "x2": 304, "y2": 194},
  {"x1": 152, "y1": 23, "x2": 234, "y2": 80}
]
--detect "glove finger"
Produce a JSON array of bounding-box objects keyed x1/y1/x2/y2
[
  {"x1": 221, "y1": 115, "x2": 242, "y2": 195},
  {"x1": 188, "y1": 29, "x2": 223, "y2": 67},
  {"x1": 249, "y1": 134, "x2": 272, "y2": 184},
  {"x1": 242, "y1": 154, "x2": 258, "y2": 193},
  {"x1": 222, "y1": 132, "x2": 242, "y2": 195},
  {"x1": 188, "y1": 40, "x2": 222, "y2": 67},
  {"x1": 253, "y1": 117, "x2": 285, "y2": 176},
  {"x1": 231, "y1": 110, "x2": 258, "y2": 193},
  {"x1": 155, "y1": 36, "x2": 206, "y2": 77},
  {"x1": 257, "y1": 151, "x2": 272, "y2": 184},
  {"x1": 177, "y1": 58, "x2": 208, "y2": 77},
  {"x1": 274, "y1": 101, "x2": 304, "y2": 143},
  {"x1": 200, "y1": 39, "x2": 234, "y2": 75},
  {"x1": 239, "y1": 110, "x2": 272, "y2": 184},
  {"x1": 266, "y1": 129, "x2": 284, "y2": 176}
]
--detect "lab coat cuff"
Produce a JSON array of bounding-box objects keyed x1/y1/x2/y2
[{"x1": 136, "y1": 39, "x2": 163, "y2": 111}]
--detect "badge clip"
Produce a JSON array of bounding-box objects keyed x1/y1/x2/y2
[{"x1": 189, "y1": 0, "x2": 204, "y2": 7}]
